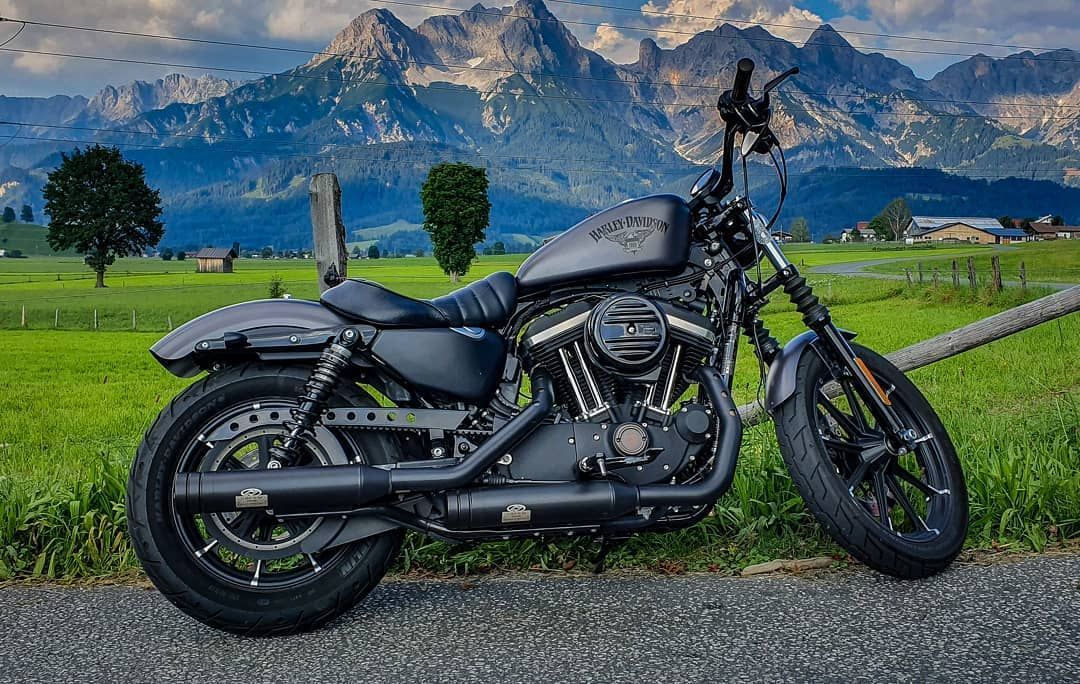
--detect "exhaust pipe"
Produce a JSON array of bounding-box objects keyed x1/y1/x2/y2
[
  {"x1": 173, "y1": 373, "x2": 554, "y2": 515},
  {"x1": 445, "y1": 481, "x2": 639, "y2": 529}
]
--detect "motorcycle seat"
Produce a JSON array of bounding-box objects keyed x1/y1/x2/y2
[{"x1": 320, "y1": 270, "x2": 518, "y2": 329}]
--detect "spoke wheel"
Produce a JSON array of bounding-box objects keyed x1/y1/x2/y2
[{"x1": 773, "y1": 343, "x2": 968, "y2": 579}]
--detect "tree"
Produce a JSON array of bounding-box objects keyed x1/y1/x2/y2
[
  {"x1": 1050, "y1": 215, "x2": 1064, "y2": 226},
  {"x1": 491, "y1": 240, "x2": 506, "y2": 255},
  {"x1": 160, "y1": 247, "x2": 174, "y2": 261},
  {"x1": 176, "y1": 250, "x2": 186, "y2": 261},
  {"x1": 352, "y1": 245, "x2": 364, "y2": 258},
  {"x1": 997, "y1": 215, "x2": 1014, "y2": 230},
  {"x1": 849, "y1": 227, "x2": 865, "y2": 242},
  {"x1": 20, "y1": 205, "x2": 33, "y2": 223},
  {"x1": 414, "y1": 248, "x2": 425, "y2": 257},
  {"x1": 2, "y1": 206, "x2": 14, "y2": 223},
  {"x1": 43, "y1": 145, "x2": 163, "y2": 288},
  {"x1": 260, "y1": 246, "x2": 274, "y2": 259},
  {"x1": 867, "y1": 215, "x2": 890, "y2": 241},
  {"x1": 367, "y1": 244, "x2": 381, "y2": 259},
  {"x1": 877, "y1": 197, "x2": 911, "y2": 241},
  {"x1": 268, "y1": 274, "x2": 285, "y2": 298},
  {"x1": 790, "y1": 217, "x2": 811, "y2": 243},
  {"x1": 420, "y1": 162, "x2": 490, "y2": 282}
]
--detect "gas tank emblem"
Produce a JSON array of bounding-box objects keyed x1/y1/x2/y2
[{"x1": 588, "y1": 216, "x2": 670, "y2": 254}]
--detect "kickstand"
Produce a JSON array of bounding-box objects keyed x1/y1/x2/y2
[{"x1": 592, "y1": 537, "x2": 626, "y2": 574}]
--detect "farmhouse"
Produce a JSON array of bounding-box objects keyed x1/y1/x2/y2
[
  {"x1": 904, "y1": 216, "x2": 1028, "y2": 245},
  {"x1": 841, "y1": 227, "x2": 880, "y2": 242},
  {"x1": 1027, "y1": 222, "x2": 1080, "y2": 240},
  {"x1": 194, "y1": 247, "x2": 237, "y2": 273}
]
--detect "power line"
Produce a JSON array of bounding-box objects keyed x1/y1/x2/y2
[
  {"x1": 3, "y1": 17, "x2": 1078, "y2": 111},
  {"x1": 367, "y1": 0, "x2": 1080, "y2": 64},
  {"x1": 542, "y1": 0, "x2": 1072, "y2": 52},
  {"x1": 6, "y1": 130, "x2": 1070, "y2": 180},
  {"x1": 6, "y1": 119, "x2": 1073, "y2": 172},
  {"x1": 4, "y1": 47, "x2": 1078, "y2": 121}
]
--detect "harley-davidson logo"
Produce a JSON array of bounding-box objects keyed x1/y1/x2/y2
[{"x1": 588, "y1": 216, "x2": 670, "y2": 254}]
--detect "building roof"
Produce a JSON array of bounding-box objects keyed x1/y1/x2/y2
[
  {"x1": 1029, "y1": 222, "x2": 1080, "y2": 234},
  {"x1": 908, "y1": 216, "x2": 1027, "y2": 239},
  {"x1": 194, "y1": 247, "x2": 237, "y2": 259}
]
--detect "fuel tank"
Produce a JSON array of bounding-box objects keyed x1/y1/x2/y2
[{"x1": 516, "y1": 194, "x2": 691, "y2": 292}]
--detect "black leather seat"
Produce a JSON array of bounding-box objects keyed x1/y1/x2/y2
[{"x1": 320, "y1": 271, "x2": 517, "y2": 328}]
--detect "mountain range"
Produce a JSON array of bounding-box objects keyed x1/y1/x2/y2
[{"x1": 2, "y1": 0, "x2": 1079, "y2": 248}]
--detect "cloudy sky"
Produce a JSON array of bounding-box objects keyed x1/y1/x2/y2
[{"x1": 1, "y1": 0, "x2": 1077, "y2": 97}]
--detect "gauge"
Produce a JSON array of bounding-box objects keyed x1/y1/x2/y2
[{"x1": 690, "y1": 167, "x2": 719, "y2": 197}]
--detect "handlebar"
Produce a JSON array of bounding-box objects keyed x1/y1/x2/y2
[{"x1": 731, "y1": 58, "x2": 755, "y2": 103}]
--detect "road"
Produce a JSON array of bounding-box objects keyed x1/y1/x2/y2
[{"x1": 1, "y1": 554, "x2": 1078, "y2": 682}]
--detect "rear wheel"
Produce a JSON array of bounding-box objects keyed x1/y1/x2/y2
[
  {"x1": 774, "y1": 344, "x2": 968, "y2": 579},
  {"x1": 127, "y1": 364, "x2": 403, "y2": 635}
]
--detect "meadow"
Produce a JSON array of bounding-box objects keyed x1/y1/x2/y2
[
  {"x1": 0, "y1": 244, "x2": 1077, "y2": 579},
  {"x1": 864, "y1": 239, "x2": 1080, "y2": 283}
]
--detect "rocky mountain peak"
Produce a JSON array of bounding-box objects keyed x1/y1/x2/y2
[
  {"x1": 805, "y1": 24, "x2": 850, "y2": 49},
  {"x1": 637, "y1": 38, "x2": 662, "y2": 72},
  {"x1": 85, "y1": 74, "x2": 234, "y2": 122}
]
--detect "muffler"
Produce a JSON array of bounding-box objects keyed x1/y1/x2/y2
[
  {"x1": 445, "y1": 482, "x2": 639, "y2": 529},
  {"x1": 173, "y1": 373, "x2": 554, "y2": 515}
]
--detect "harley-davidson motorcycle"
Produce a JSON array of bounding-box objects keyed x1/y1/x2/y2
[{"x1": 129, "y1": 59, "x2": 968, "y2": 635}]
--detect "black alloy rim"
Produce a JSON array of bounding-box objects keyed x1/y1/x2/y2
[
  {"x1": 812, "y1": 371, "x2": 956, "y2": 542},
  {"x1": 170, "y1": 401, "x2": 357, "y2": 590}
]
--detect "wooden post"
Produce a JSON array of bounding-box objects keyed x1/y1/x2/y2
[
  {"x1": 167, "y1": 315, "x2": 174, "y2": 331},
  {"x1": 738, "y1": 286, "x2": 1080, "y2": 426},
  {"x1": 310, "y1": 173, "x2": 348, "y2": 293},
  {"x1": 990, "y1": 255, "x2": 1003, "y2": 293},
  {"x1": 967, "y1": 256, "x2": 977, "y2": 291},
  {"x1": 132, "y1": 309, "x2": 137, "y2": 330},
  {"x1": 94, "y1": 309, "x2": 98, "y2": 330},
  {"x1": 917, "y1": 262, "x2": 924, "y2": 284},
  {"x1": 932, "y1": 268, "x2": 940, "y2": 287},
  {"x1": 55, "y1": 308, "x2": 60, "y2": 328},
  {"x1": 951, "y1": 259, "x2": 960, "y2": 288},
  {"x1": 21, "y1": 305, "x2": 26, "y2": 328},
  {"x1": 1019, "y1": 261, "x2": 1027, "y2": 291},
  {"x1": 904, "y1": 268, "x2": 913, "y2": 286}
]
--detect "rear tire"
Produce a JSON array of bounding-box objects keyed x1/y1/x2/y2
[
  {"x1": 127, "y1": 363, "x2": 403, "y2": 636},
  {"x1": 773, "y1": 344, "x2": 968, "y2": 579}
]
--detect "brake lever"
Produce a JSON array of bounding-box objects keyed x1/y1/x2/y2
[{"x1": 762, "y1": 66, "x2": 800, "y2": 95}]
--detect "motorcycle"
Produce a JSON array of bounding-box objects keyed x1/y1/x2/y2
[{"x1": 128, "y1": 58, "x2": 968, "y2": 635}]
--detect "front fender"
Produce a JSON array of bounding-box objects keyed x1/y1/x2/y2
[
  {"x1": 151, "y1": 299, "x2": 350, "y2": 377},
  {"x1": 764, "y1": 329, "x2": 856, "y2": 412}
]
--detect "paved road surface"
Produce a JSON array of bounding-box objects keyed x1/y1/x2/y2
[{"x1": 2, "y1": 555, "x2": 1078, "y2": 682}]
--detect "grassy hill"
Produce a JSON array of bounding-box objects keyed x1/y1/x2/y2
[{"x1": 0, "y1": 222, "x2": 74, "y2": 256}]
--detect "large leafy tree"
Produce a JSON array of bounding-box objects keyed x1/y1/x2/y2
[
  {"x1": 20, "y1": 204, "x2": 33, "y2": 223},
  {"x1": 876, "y1": 197, "x2": 911, "y2": 241},
  {"x1": 1, "y1": 206, "x2": 13, "y2": 223},
  {"x1": 420, "y1": 163, "x2": 490, "y2": 283},
  {"x1": 789, "y1": 217, "x2": 811, "y2": 243},
  {"x1": 43, "y1": 145, "x2": 163, "y2": 287}
]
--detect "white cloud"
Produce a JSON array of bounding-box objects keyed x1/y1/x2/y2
[
  {"x1": 586, "y1": 23, "x2": 642, "y2": 63},
  {"x1": 265, "y1": 0, "x2": 358, "y2": 40},
  {"x1": 12, "y1": 37, "x2": 64, "y2": 74},
  {"x1": 638, "y1": 0, "x2": 825, "y2": 48}
]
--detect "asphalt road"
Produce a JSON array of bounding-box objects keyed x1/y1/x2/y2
[{"x1": 2, "y1": 555, "x2": 1078, "y2": 683}]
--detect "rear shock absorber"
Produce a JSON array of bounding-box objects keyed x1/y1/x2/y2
[{"x1": 270, "y1": 327, "x2": 361, "y2": 466}]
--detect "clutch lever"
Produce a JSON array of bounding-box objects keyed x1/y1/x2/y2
[{"x1": 762, "y1": 66, "x2": 800, "y2": 95}]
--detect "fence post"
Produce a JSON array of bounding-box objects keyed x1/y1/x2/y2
[
  {"x1": 55, "y1": 308, "x2": 59, "y2": 328},
  {"x1": 21, "y1": 305, "x2": 26, "y2": 328},
  {"x1": 917, "y1": 262, "x2": 924, "y2": 284},
  {"x1": 167, "y1": 315, "x2": 173, "y2": 331},
  {"x1": 967, "y1": 256, "x2": 977, "y2": 291},
  {"x1": 1019, "y1": 261, "x2": 1027, "y2": 292},
  {"x1": 132, "y1": 309, "x2": 137, "y2": 330},
  {"x1": 904, "y1": 268, "x2": 913, "y2": 286},
  {"x1": 932, "y1": 268, "x2": 940, "y2": 287},
  {"x1": 310, "y1": 173, "x2": 348, "y2": 293},
  {"x1": 990, "y1": 255, "x2": 1003, "y2": 293},
  {"x1": 951, "y1": 259, "x2": 959, "y2": 288},
  {"x1": 94, "y1": 309, "x2": 98, "y2": 330}
]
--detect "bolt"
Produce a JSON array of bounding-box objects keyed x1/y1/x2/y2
[
  {"x1": 344, "y1": 329, "x2": 356, "y2": 339},
  {"x1": 663, "y1": 464, "x2": 670, "y2": 471},
  {"x1": 663, "y1": 426, "x2": 669, "y2": 432},
  {"x1": 289, "y1": 335, "x2": 300, "y2": 344},
  {"x1": 704, "y1": 258, "x2": 714, "y2": 268},
  {"x1": 593, "y1": 434, "x2": 600, "y2": 441},
  {"x1": 432, "y1": 447, "x2": 445, "y2": 458},
  {"x1": 568, "y1": 437, "x2": 575, "y2": 445}
]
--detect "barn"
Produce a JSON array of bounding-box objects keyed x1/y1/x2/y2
[
  {"x1": 904, "y1": 217, "x2": 1028, "y2": 245},
  {"x1": 194, "y1": 247, "x2": 237, "y2": 273}
]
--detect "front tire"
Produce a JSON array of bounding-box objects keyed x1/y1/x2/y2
[
  {"x1": 773, "y1": 344, "x2": 968, "y2": 579},
  {"x1": 127, "y1": 363, "x2": 403, "y2": 635}
]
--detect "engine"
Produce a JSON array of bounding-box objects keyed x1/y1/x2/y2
[{"x1": 505, "y1": 293, "x2": 719, "y2": 486}]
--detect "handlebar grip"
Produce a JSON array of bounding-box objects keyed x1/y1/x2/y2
[{"x1": 732, "y1": 58, "x2": 755, "y2": 102}]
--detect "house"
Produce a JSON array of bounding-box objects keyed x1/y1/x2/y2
[
  {"x1": 194, "y1": 247, "x2": 237, "y2": 273},
  {"x1": 904, "y1": 216, "x2": 1028, "y2": 245},
  {"x1": 840, "y1": 227, "x2": 879, "y2": 242},
  {"x1": 771, "y1": 230, "x2": 793, "y2": 243},
  {"x1": 1027, "y1": 222, "x2": 1080, "y2": 240}
]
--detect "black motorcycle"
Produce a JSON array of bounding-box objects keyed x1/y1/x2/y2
[{"x1": 128, "y1": 59, "x2": 968, "y2": 635}]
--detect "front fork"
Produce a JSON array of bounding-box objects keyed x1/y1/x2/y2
[{"x1": 746, "y1": 222, "x2": 915, "y2": 451}]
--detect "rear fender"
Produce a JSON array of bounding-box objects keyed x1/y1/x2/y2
[
  {"x1": 765, "y1": 329, "x2": 857, "y2": 411},
  {"x1": 150, "y1": 299, "x2": 353, "y2": 377}
]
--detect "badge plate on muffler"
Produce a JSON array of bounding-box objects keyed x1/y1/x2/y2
[
  {"x1": 501, "y1": 503, "x2": 532, "y2": 524},
  {"x1": 235, "y1": 488, "x2": 269, "y2": 509}
]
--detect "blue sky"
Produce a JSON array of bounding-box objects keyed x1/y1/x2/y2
[{"x1": 1, "y1": 0, "x2": 1076, "y2": 97}]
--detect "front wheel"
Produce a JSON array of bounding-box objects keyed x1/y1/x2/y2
[{"x1": 774, "y1": 343, "x2": 968, "y2": 579}]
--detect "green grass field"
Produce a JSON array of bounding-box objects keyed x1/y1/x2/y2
[
  {"x1": 0, "y1": 246, "x2": 1077, "y2": 579},
  {"x1": 864, "y1": 240, "x2": 1080, "y2": 283}
]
